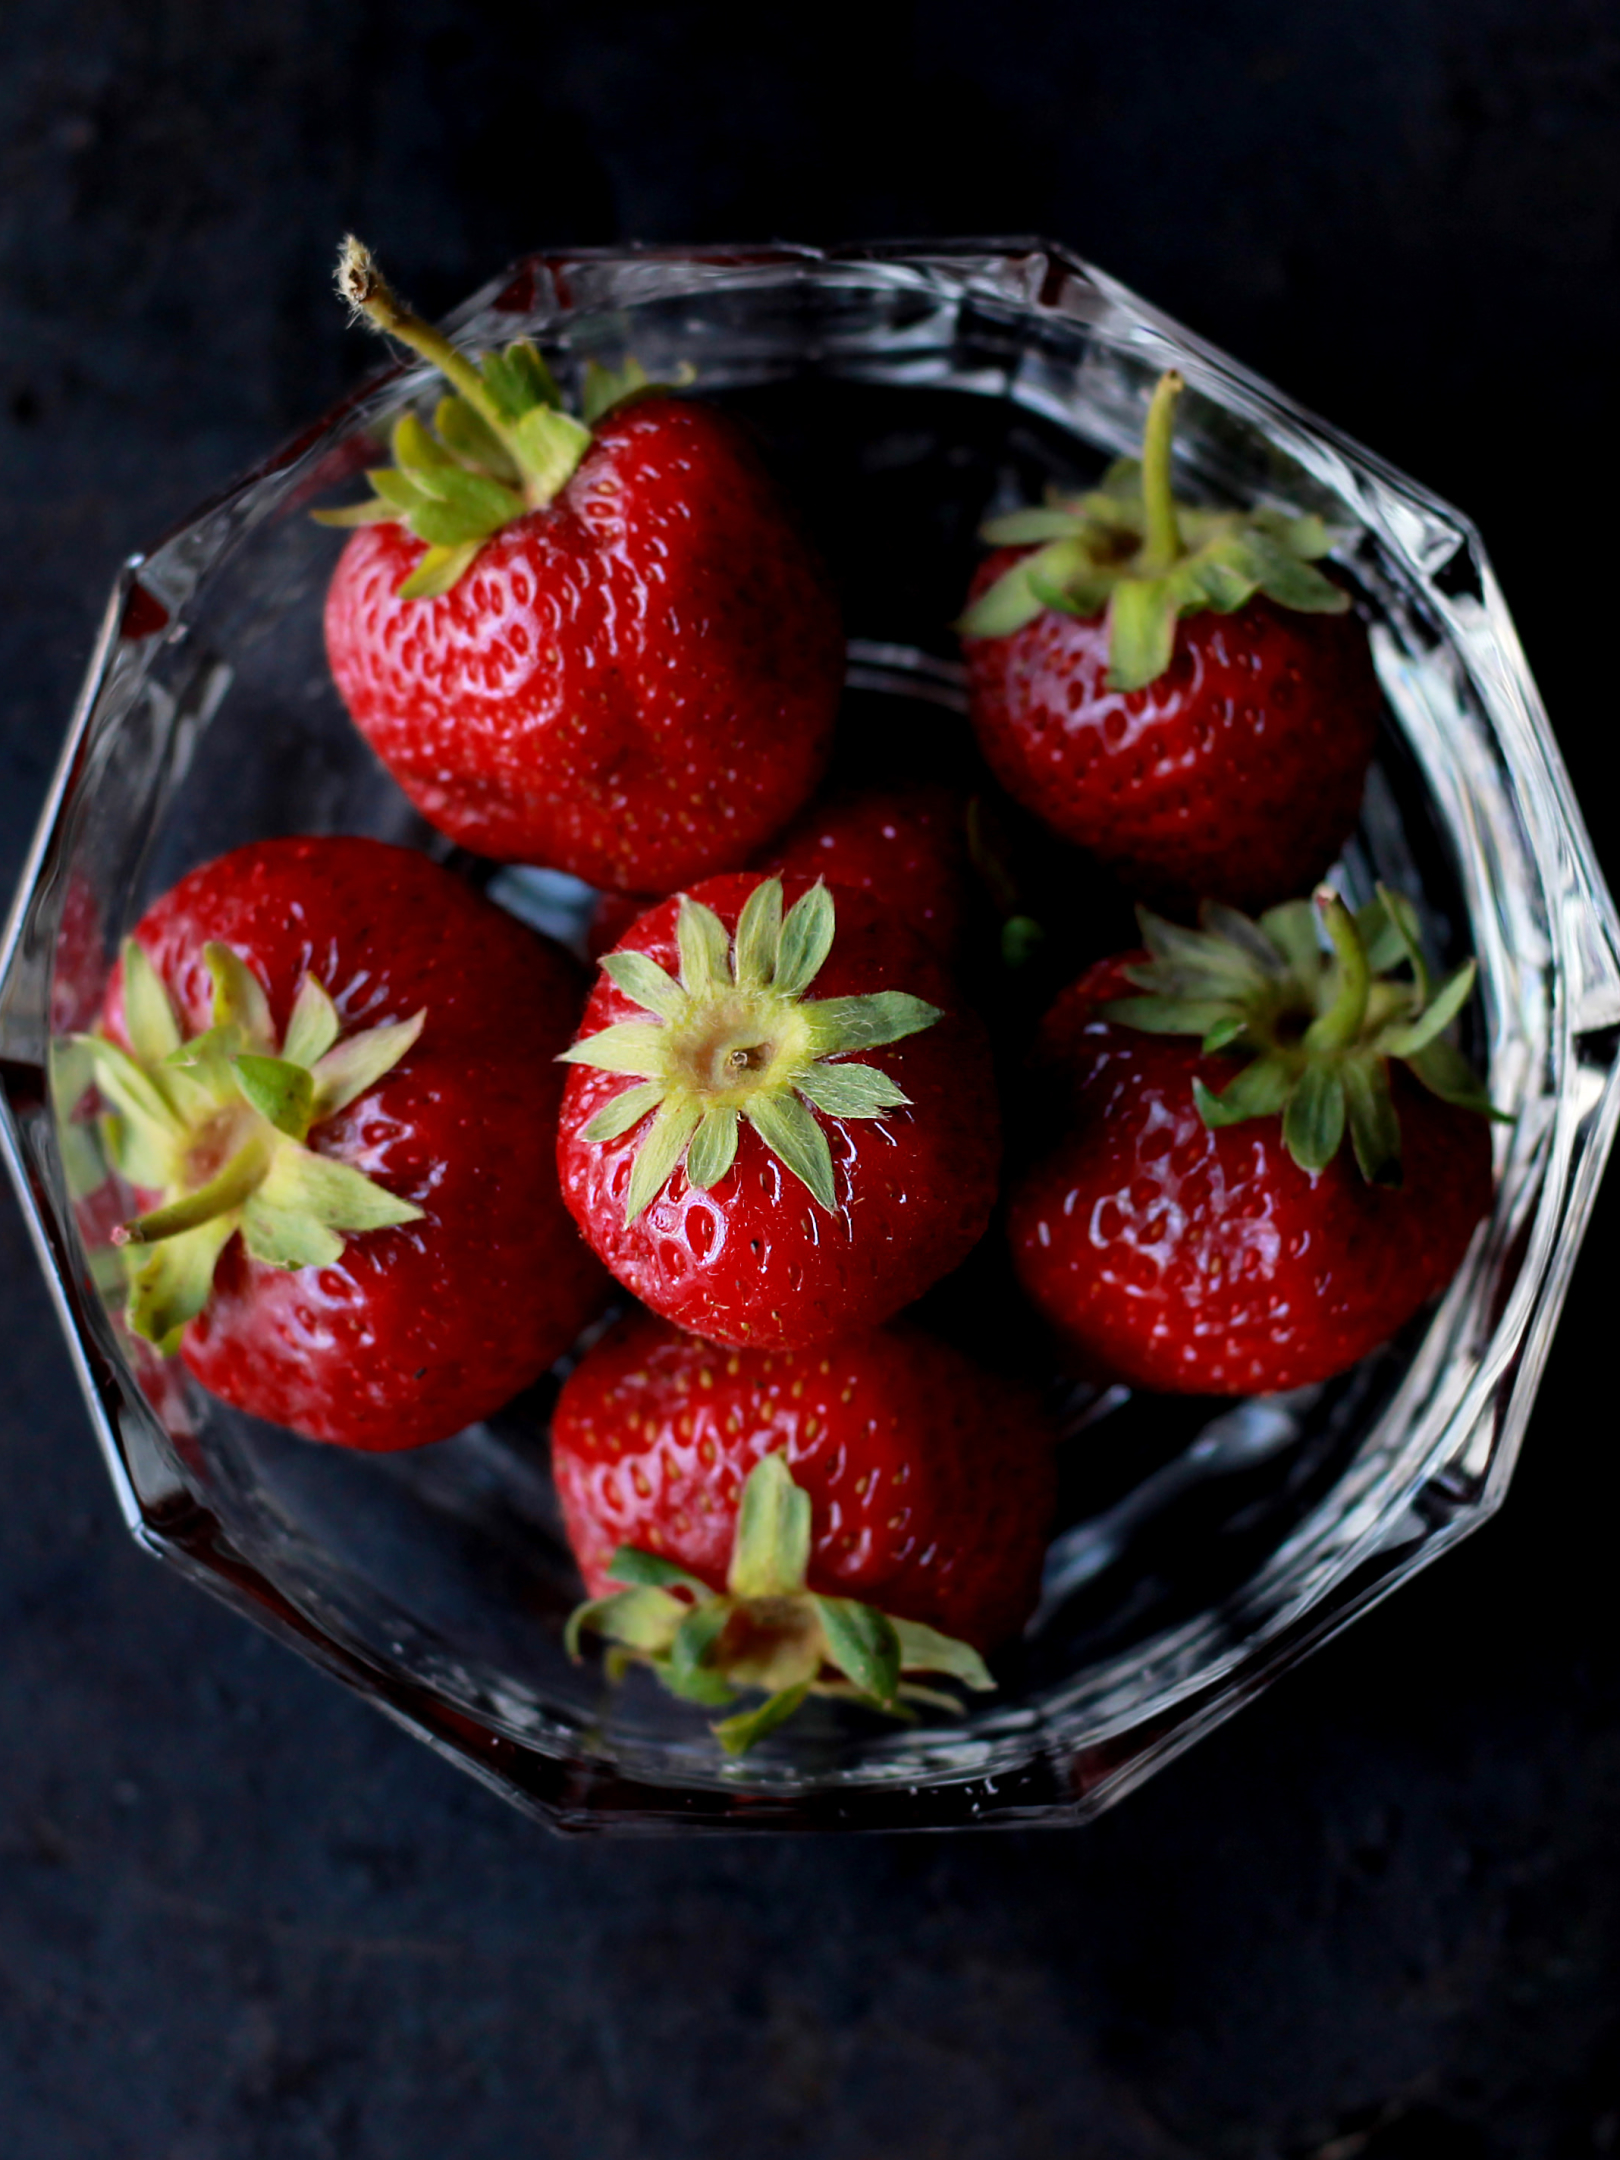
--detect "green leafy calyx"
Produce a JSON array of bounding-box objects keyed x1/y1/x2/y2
[
  {"x1": 567, "y1": 1452, "x2": 994, "y2": 1755},
  {"x1": 958, "y1": 368, "x2": 1350, "y2": 691},
  {"x1": 71, "y1": 941, "x2": 426, "y2": 1350},
  {"x1": 560, "y1": 877, "x2": 942, "y2": 1225},
  {"x1": 1104, "y1": 886, "x2": 1501, "y2": 1184},
  {"x1": 315, "y1": 236, "x2": 686, "y2": 600}
]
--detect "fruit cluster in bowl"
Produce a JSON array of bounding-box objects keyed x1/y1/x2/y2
[{"x1": 55, "y1": 243, "x2": 1502, "y2": 1760}]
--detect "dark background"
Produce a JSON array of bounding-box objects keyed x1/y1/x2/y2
[{"x1": 3, "y1": 4, "x2": 1619, "y2": 2154}]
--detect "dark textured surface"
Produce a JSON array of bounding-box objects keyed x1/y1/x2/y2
[{"x1": 3, "y1": 5, "x2": 1619, "y2": 2155}]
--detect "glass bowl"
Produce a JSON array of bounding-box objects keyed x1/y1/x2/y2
[{"x1": 4, "y1": 240, "x2": 1618, "y2": 1835}]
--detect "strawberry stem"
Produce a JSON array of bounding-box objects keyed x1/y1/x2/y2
[
  {"x1": 1138, "y1": 369, "x2": 1186, "y2": 574},
  {"x1": 1305, "y1": 888, "x2": 1372, "y2": 1052}
]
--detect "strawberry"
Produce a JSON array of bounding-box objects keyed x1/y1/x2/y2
[
  {"x1": 1007, "y1": 888, "x2": 1496, "y2": 1394},
  {"x1": 557, "y1": 871, "x2": 1000, "y2": 1349},
  {"x1": 958, "y1": 370, "x2": 1381, "y2": 913},
  {"x1": 72, "y1": 836, "x2": 604, "y2": 1449},
  {"x1": 554, "y1": 1312, "x2": 1056, "y2": 1752},
  {"x1": 319, "y1": 240, "x2": 843, "y2": 892}
]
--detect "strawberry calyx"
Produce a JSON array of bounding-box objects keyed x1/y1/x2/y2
[
  {"x1": 567, "y1": 1452, "x2": 994, "y2": 1755},
  {"x1": 560, "y1": 876, "x2": 942, "y2": 1225},
  {"x1": 71, "y1": 940, "x2": 425, "y2": 1349},
  {"x1": 1103, "y1": 885, "x2": 1502, "y2": 1185},
  {"x1": 958, "y1": 369, "x2": 1350, "y2": 691},
  {"x1": 314, "y1": 236, "x2": 687, "y2": 600}
]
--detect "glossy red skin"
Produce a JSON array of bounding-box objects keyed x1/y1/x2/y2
[
  {"x1": 755, "y1": 781, "x2": 971, "y2": 957},
  {"x1": 962, "y1": 555, "x2": 1382, "y2": 912},
  {"x1": 324, "y1": 397, "x2": 844, "y2": 893},
  {"x1": 1008, "y1": 959, "x2": 1494, "y2": 1394},
  {"x1": 552, "y1": 1311, "x2": 1057, "y2": 1651},
  {"x1": 558, "y1": 873, "x2": 1001, "y2": 1350},
  {"x1": 104, "y1": 837, "x2": 606, "y2": 1449}
]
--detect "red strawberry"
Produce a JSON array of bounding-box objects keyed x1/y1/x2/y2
[
  {"x1": 557, "y1": 871, "x2": 1000, "y2": 1349},
  {"x1": 555, "y1": 1312, "x2": 1057, "y2": 1750},
  {"x1": 75, "y1": 836, "x2": 604, "y2": 1449},
  {"x1": 754, "y1": 780, "x2": 972, "y2": 956},
  {"x1": 320, "y1": 241, "x2": 843, "y2": 892},
  {"x1": 958, "y1": 370, "x2": 1381, "y2": 913},
  {"x1": 1008, "y1": 889, "x2": 1496, "y2": 1393}
]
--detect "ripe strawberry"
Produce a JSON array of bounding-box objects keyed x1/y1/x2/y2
[
  {"x1": 1008, "y1": 888, "x2": 1497, "y2": 1394},
  {"x1": 557, "y1": 872, "x2": 1000, "y2": 1349},
  {"x1": 319, "y1": 240, "x2": 843, "y2": 892},
  {"x1": 958, "y1": 370, "x2": 1381, "y2": 913},
  {"x1": 555, "y1": 1312, "x2": 1056, "y2": 1751},
  {"x1": 74, "y1": 836, "x2": 604, "y2": 1449},
  {"x1": 754, "y1": 780, "x2": 972, "y2": 957}
]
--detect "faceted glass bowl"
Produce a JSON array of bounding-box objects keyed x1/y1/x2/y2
[{"x1": 4, "y1": 240, "x2": 1618, "y2": 1834}]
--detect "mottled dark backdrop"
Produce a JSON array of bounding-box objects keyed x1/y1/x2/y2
[{"x1": 3, "y1": 5, "x2": 1619, "y2": 2155}]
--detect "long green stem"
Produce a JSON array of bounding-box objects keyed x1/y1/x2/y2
[
  {"x1": 335, "y1": 236, "x2": 522, "y2": 464},
  {"x1": 1138, "y1": 369, "x2": 1186, "y2": 573},
  {"x1": 113, "y1": 1132, "x2": 272, "y2": 1246},
  {"x1": 1305, "y1": 889, "x2": 1372, "y2": 1052}
]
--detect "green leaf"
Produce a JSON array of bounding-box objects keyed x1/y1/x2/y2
[
  {"x1": 733, "y1": 878, "x2": 784, "y2": 989},
  {"x1": 121, "y1": 941, "x2": 182, "y2": 1064},
  {"x1": 675, "y1": 897, "x2": 731, "y2": 998},
  {"x1": 582, "y1": 1080, "x2": 665, "y2": 1144},
  {"x1": 669, "y1": 1599, "x2": 731, "y2": 1689},
  {"x1": 559, "y1": 1022, "x2": 670, "y2": 1078},
  {"x1": 772, "y1": 883, "x2": 836, "y2": 997},
  {"x1": 956, "y1": 558, "x2": 1046, "y2": 640},
  {"x1": 1353, "y1": 893, "x2": 1407, "y2": 975},
  {"x1": 309, "y1": 1010, "x2": 425, "y2": 1121},
  {"x1": 256, "y1": 1143, "x2": 423, "y2": 1233},
  {"x1": 623, "y1": 1096, "x2": 702, "y2": 1223},
  {"x1": 370, "y1": 467, "x2": 435, "y2": 514},
  {"x1": 581, "y1": 355, "x2": 652, "y2": 425},
  {"x1": 390, "y1": 410, "x2": 454, "y2": 471},
  {"x1": 606, "y1": 1548, "x2": 714, "y2": 1596},
  {"x1": 481, "y1": 339, "x2": 561, "y2": 417},
  {"x1": 507, "y1": 405, "x2": 592, "y2": 501},
  {"x1": 1378, "y1": 960, "x2": 1477, "y2": 1058},
  {"x1": 1408, "y1": 1037, "x2": 1504, "y2": 1117},
  {"x1": 310, "y1": 496, "x2": 400, "y2": 528},
  {"x1": 1245, "y1": 531, "x2": 1350, "y2": 613},
  {"x1": 1023, "y1": 537, "x2": 1108, "y2": 616},
  {"x1": 204, "y1": 944, "x2": 274, "y2": 1051},
  {"x1": 434, "y1": 394, "x2": 521, "y2": 482},
  {"x1": 660, "y1": 1659, "x2": 739, "y2": 1707},
  {"x1": 124, "y1": 1214, "x2": 236, "y2": 1347},
  {"x1": 685, "y1": 1104, "x2": 740, "y2": 1189},
  {"x1": 1257, "y1": 899, "x2": 1324, "y2": 983},
  {"x1": 409, "y1": 461, "x2": 527, "y2": 531},
  {"x1": 78, "y1": 1034, "x2": 185, "y2": 1142},
  {"x1": 1341, "y1": 1057, "x2": 1403, "y2": 1187},
  {"x1": 406, "y1": 498, "x2": 511, "y2": 550},
  {"x1": 743, "y1": 1092, "x2": 836, "y2": 1211},
  {"x1": 565, "y1": 1585, "x2": 686, "y2": 1661},
  {"x1": 812, "y1": 1597, "x2": 900, "y2": 1705},
  {"x1": 793, "y1": 1061, "x2": 909, "y2": 1119},
  {"x1": 1102, "y1": 995, "x2": 1241, "y2": 1038},
  {"x1": 712, "y1": 1682, "x2": 812, "y2": 1756},
  {"x1": 1202, "y1": 1015, "x2": 1248, "y2": 1054},
  {"x1": 800, "y1": 992, "x2": 941, "y2": 1056},
  {"x1": 1199, "y1": 902, "x2": 1290, "y2": 976},
  {"x1": 1193, "y1": 1054, "x2": 1294, "y2": 1128},
  {"x1": 1106, "y1": 574, "x2": 1179, "y2": 691},
  {"x1": 728, "y1": 1453, "x2": 812, "y2": 1599},
  {"x1": 282, "y1": 975, "x2": 341, "y2": 1068},
  {"x1": 891, "y1": 1617, "x2": 995, "y2": 1690},
  {"x1": 1282, "y1": 1062, "x2": 1346, "y2": 1172},
  {"x1": 601, "y1": 950, "x2": 686, "y2": 1020},
  {"x1": 1134, "y1": 909, "x2": 1272, "y2": 997},
  {"x1": 239, "y1": 1200, "x2": 345, "y2": 1270},
  {"x1": 1184, "y1": 536, "x2": 1261, "y2": 613},
  {"x1": 397, "y1": 541, "x2": 482, "y2": 600},
  {"x1": 979, "y1": 506, "x2": 1089, "y2": 545},
  {"x1": 234, "y1": 1055, "x2": 315, "y2": 1140}
]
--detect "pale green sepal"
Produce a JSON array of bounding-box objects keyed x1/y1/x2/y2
[
  {"x1": 675, "y1": 897, "x2": 730, "y2": 998},
  {"x1": 1199, "y1": 902, "x2": 1292, "y2": 976},
  {"x1": 120, "y1": 1135, "x2": 272, "y2": 1243},
  {"x1": 581, "y1": 355, "x2": 651, "y2": 424},
  {"x1": 310, "y1": 497, "x2": 400, "y2": 528},
  {"x1": 800, "y1": 992, "x2": 941, "y2": 1055},
  {"x1": 685, "y1": 1105, "x2": 740, "y2": 1189},
  {"x1": 282, "y1": 975, "x2": 341, "y2": 1068},
  {"x1": 1105, "y1": 576, "x2": 1178, "y2": 691},
  {"x1": 890, "y1": 1617, "x2": 995, "y2": 1691},
  {"x1": 76, "y1": 1034, "x2": 185, "y2": 1141},
  {"x1": 507, "y1": 406, "x2": 592, "y2": 501},
  {"x1": 812, "y1": 1597, "x2": 900, "y2": 1705},
  {"x1": 661, "y1": 1660, "x2": 739, "y2": 1707},
  {"x1": 712, "y1": 1683, "x2": 812, "y2": 1756},
  {"x1": 1202, "y1": 1015, "x2": 1248, "y2": 1054},
  {"x1": 434, "y1": 394, "x2": 521, "y2": 483},
  {"x1": 793, "y1": 1062, "x2": 910, "y2": 1119},
  {"x1": 391, "y1": 410, "x2": 454, "y2": 470},
  {"x1": 234, "y1": 1055, "x2": 315, "y2": 1140},
  {"x1": 121, "y1": 940, "x2": 182, "y2": 1064},
  {"x1": 1182, "y1": 536, "x2": 1262, "y2": 614},
  {"x1": 125, "y1": 1214, "x2": 237, "y2": 1348},
  {"x1": 408, "y1": 462, "x2": 526, "y2": 532},
  {"x1": 743, "y1": 1092, "x2": 836, "y2": 1212},
  {"x1": 606, "y1": 1548, "x2": 714, "y2": 1596},
  {"x1": 1377, "y1": 961, "x2": 1477, "y2": 1058},
  {"x1": 397, "y1": 542, "x2": 482, "y2": 600},
  {"x1": 239, "y1": 1200, "x2": 345, "y2": 1270},
  {"x1": 1342, "y1": 1058, "x2": 1403, "y2": 1188},
  {"x1": 772, "y1": 884, "x2": 835, "y2": 997},
  {"x1": 1258, "y1": 899, "x2": 1325, "y2": 982},
  {"x1": 369, "y1": 468, "x2": 433, "y2": 513},
  {"x1": 565, "y1": 1585, "x2": 686, "y2": 1662},
  {"x1": 602, "y1": 950, "x2": 685, "y2": 1020},
  {"x1": 1354, "y1": 893, "x2": 1408, "y2": 975},
  {"x1": 1283, "y1": 1063, "x2": 1346, "y2": 1173},
  {"x1": 559, "y1": 1022, "x2": 670, "y2": 1077},
  {"x1": 895, "y1": 1682, "x2": 971, "y2": 1714},
  {"x1": 1245, "y1": 531, "x2": 1351, "y2": 613},
  {"x1": 1101, "y1": 996, "x2": 1239, "y2": 1038},
  {"x1": 980, "y1": 506, "x2": 1090, "y2": 545},
  {"x1": 669, "y1": 1599, "x2": 731, "y2": 1690},
  {"x1": 728, "y1": 1453, "x2": 812, "y2": 1599},
  {"x1": 407, "y1": 497, "x2": 509, "y2": 550},
  {"x1": 309, "y1": 1009, "x2": 426, "y2": 1119},
  {"x1": 623, "y1": 1097, "x2": 702, "y2": 1223},
  {"x1": 582, "y1": 1081, "x2": 664, "y2": 1144},
  {"x1": 733, "y1": 878, "x2": 784, "y2": 989},
  {"x1": 481, "y1": 339, "x2": 562, "y2": 418},
  {"x1": 204, "y1": 944, "x2": 274, "y2": 1051},
  {"x1": 257, "y1": 1144, "x2": 423, "y2": 1232},
  {"x1": 1408, "y1": 1038, "x2": 1505, "y2": 1117},
  {"x1": 1193, "y1": 1055, "x2": 1294, "y2": 1128},
  {"x1": 955, "y1": 556, "x2": 1046, "y2": 640}
]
